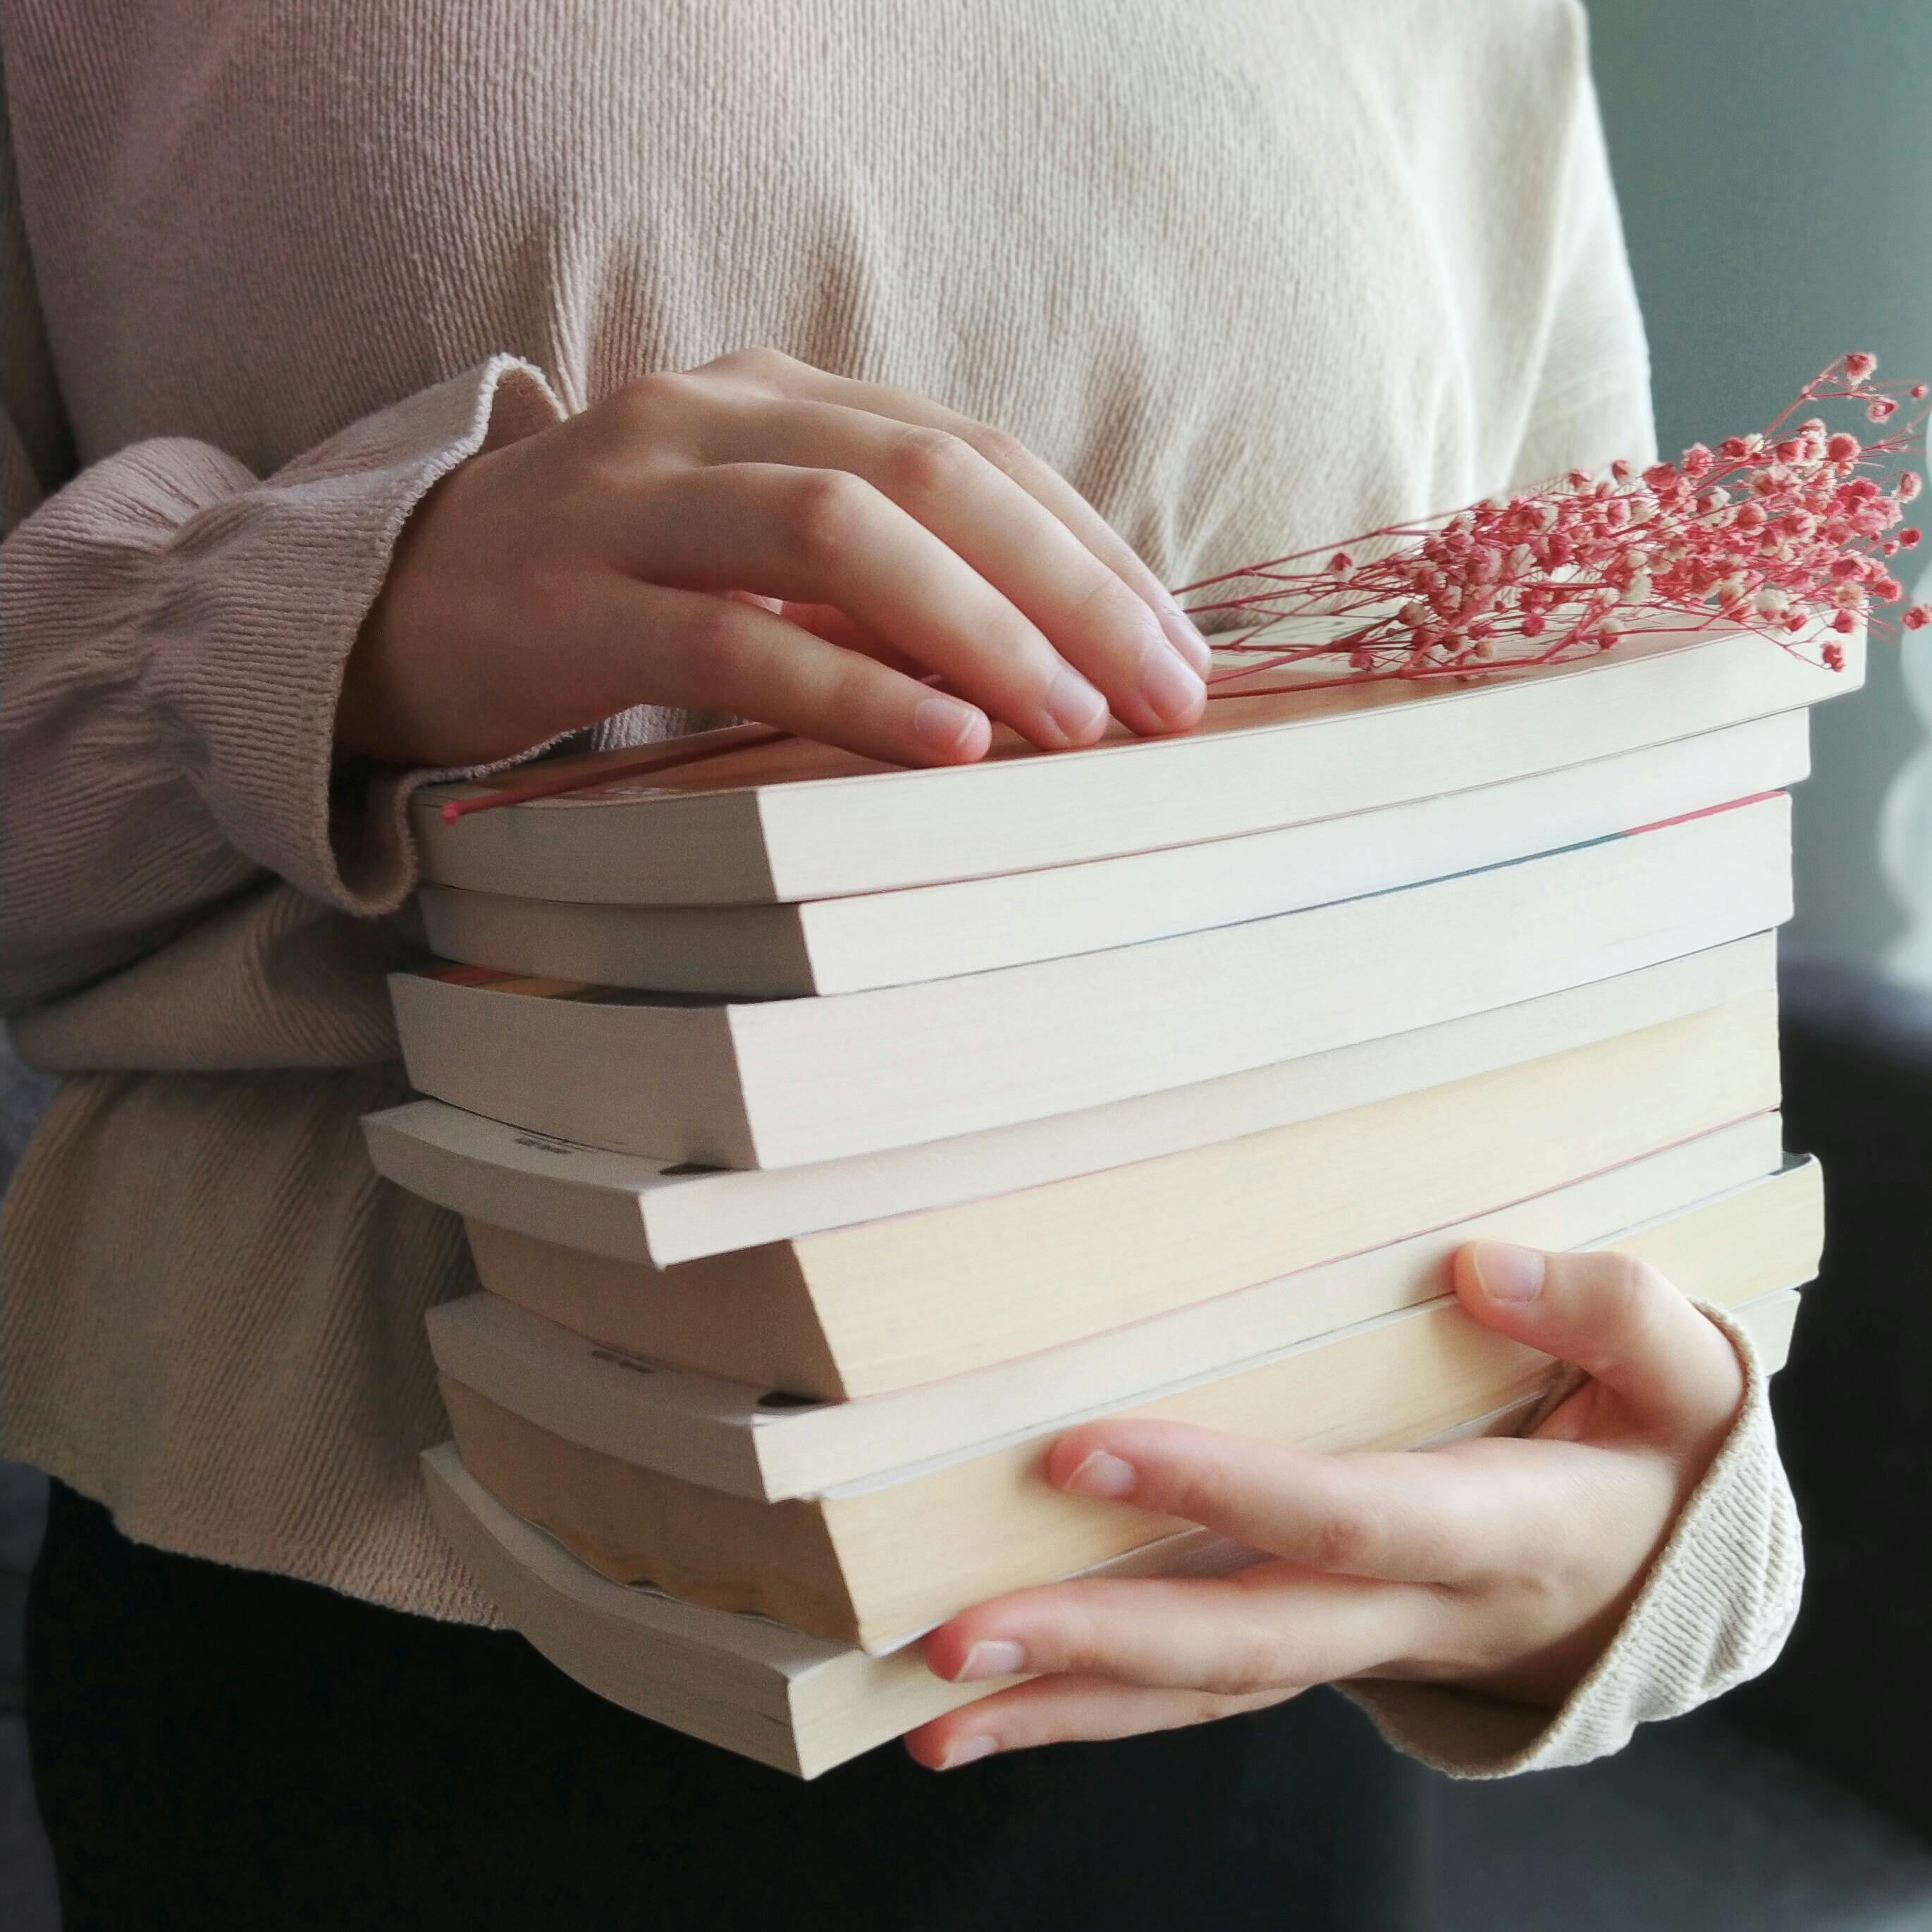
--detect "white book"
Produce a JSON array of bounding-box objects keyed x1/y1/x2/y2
[
  {"x1": 426, "y1": 1125, "x2": 1792, "y2": 1505},
  {"x1": 453, "y1": 997, "x2": 1780, "y2": 1398},
  {"x1": 436, "y1": 1164, "x2": 1817, "y2": 1651},
  {"x1": 424, "y1": 1280, "x2": 1805, "y2": 1776},
  {"x1": 422, "y1": 1407, "x2": 1539, "y2": 1780},
  {"x1": 410, "y1": 624, "x2": 1858, "y2": 905},
  {"x1": 388, "y1": 797, "x2": 1794, "y2": 1168},
  {"x1": 364, "y1": 935, "x2": 1777, "y2": 1266},
  {"x1": 415, "y1": 713, "x2": 1807, "y2": 997}
]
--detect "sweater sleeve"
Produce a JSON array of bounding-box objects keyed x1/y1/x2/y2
[
  {"x1": 0, "y1": 352, "x2": 565, "y2": 1016},
  {"x1": 1342, "y1": 1302, "x2": 1804, "y2": 1776}
]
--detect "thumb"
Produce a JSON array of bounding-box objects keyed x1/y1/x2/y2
[{"x1": 1451, "y1": 1241, "x2": 1746, "y2": 1450}]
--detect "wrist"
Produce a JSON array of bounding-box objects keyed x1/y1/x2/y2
[{"x1": 335, "y1": 463, "x2": 472, "y2": 768}]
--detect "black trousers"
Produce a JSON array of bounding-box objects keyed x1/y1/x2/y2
[{"x1": 26, "y1": 1482, "x2": 1427, "y2": 1931}]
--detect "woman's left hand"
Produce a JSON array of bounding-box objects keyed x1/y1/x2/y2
[{"x1": 904, "y1": 1238, "x2": 1748, "y2": 1771}]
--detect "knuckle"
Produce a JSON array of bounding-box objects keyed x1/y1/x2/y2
[
  {"x1": 1066, "y1": 561, "x2": 1155, "y2": 638},
  {"x1": 609, "y1": 370, "x2": 694, "y2": 422},
  {"x1": 884, "y1": 426, "x2": 983, "y2": 502},
  {"x1": 816, "y1": 650, "x2": 887, "y2": 723},
  {"x1": 1042, "y1": 1602, "x2": 1114, "y2": 1680},
  {"x1": 708, "y1": 345, "x2": 799, "y2": 388},
  {"x1": 1593, "y1": 1250, "x2": 1667, "y2": 1328},
  {"x1": 1162, "y1": 1454, "x2": 1236, "y2": 1530},
  {"x1": 1307, "y1": 1502, "x2": 1383, "y2": 1575},
  {"x1": 966, "y1": 422, "x2": 1033, "y2": 478},
  {"x1": 785, "y1": 469, "x2": 876, "y2": 557},
  {"x1": 1202, "y1": 1631, "x2": 1296, "y2": 1697},
  {"x1": 1054, "y1": 1628, "x2": 1109, "y2": 1683}
]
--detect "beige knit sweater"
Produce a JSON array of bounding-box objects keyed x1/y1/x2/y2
[{"x1": 0, "y1": 0, "x2": 1799, "y2": 1775}]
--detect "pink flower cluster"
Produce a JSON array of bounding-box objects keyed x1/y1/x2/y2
[
  {"x1": 1179, "y1": 354, "x2": 1932, "y2": 694},
  {"x1": 450, "y1": 357, "x2": 1931, "y2": 820}
]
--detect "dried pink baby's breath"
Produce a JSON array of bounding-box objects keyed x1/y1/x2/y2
[
  {"x1": 1176, "y1": 353, "x2": 1931, "y2": 696},
  {"x1": 443, "y1": 355, "x2": 1930, "y2": 821}
]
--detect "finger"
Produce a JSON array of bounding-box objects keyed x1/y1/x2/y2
[
  {"x1": 904, "y1": 1675, "x2": 1294, "y2": 1771},
  {"x1": 1037, "y1": 1417, "x2": 1531, "y2": 1585},
  {"x1": 572, "y1": 575, "x2": 991, "y2": 767},
  {"x1": 920, "y1": 1564, "x2": 1439, "y2": 1696},
  {"x1": 735, "y1": 587, "x2": 932, "y2": 673},
  {"x1": 616, "y1": 462, "x2": 1126, "y2": 751},
  {"x1": 1453, "y1": 1241, "x2": 1745, "y2": 1452},
  {"x1": 688, "y1": 397, "x2": 1205, "y2": 734},
  {"x1": 768, "y1": 599, "x2": 923, "y2": 675},
  {"x1": 698, "y1": 347, "x2": 1214, "y2": 673}
]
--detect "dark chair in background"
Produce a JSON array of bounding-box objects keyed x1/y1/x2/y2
[
  {"x1": 1732, "y1": 947, "x2": 1932, "y2": 1835},
  {"x1": 1430, "y1": 946, "x2": 1932, "y2": 1929},
  {"x1": 2, "y1": 953, "x2": 1931, "y2": 1929}
]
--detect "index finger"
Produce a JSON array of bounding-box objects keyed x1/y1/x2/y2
[
  {"x1": 1044, "y1": 1417, "x2": 1582, "y2": 1587},
  {"x1": 706, "y1": 349, "x2": 1214, "y2": 674}
]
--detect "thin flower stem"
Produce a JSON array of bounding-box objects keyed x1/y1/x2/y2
[{"x1": 443, "y1": 353, "x2": 1928, "y2": 816}]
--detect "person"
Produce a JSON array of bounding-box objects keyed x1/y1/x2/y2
[{"x1": 0, "y1": 3, "x2": 1799, "y2": 1926}]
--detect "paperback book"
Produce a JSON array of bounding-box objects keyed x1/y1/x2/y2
[
  {"x1": 411, "y1": 627, "x2": 1855, "y2": 905},
  {"x1": 428, "y1": 1271, "x2": 1805, "y2": 1782},
  {"x1": 390, "y1": 797, "x2": 1792, "y2": 1168},
  {"x1": 450, "y1": 997, "x2": 1778, "y2": 1396},
  {"x1": 434, "y1": 1160, "x2": 1819, "y2": 1651},
  {"x1": 364, "y1": 937, "x2": 1777, "y2": 1266},
  {"x1": 416, "y1": 713, "x2": 1806, "y2": 997},
  {"x1": 429, "y1": 1120, "x2": 1788, "y2": 1505}
]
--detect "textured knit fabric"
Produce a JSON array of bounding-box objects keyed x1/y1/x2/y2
[
  {"x1": 1346, "y1": 1302, "x2": 1803, "y2": 1773},
  {"x1": 0, "y1": 0, "x2": 1801, "y2": 1772}
]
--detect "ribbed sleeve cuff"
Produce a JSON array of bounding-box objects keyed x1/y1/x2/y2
[
  {"x1": 1342, "y1": 1301, "x2": 1804, "y2": 1778},
  {"x1": 142, "y1": 356, "x2": 566, "y2": 914}
]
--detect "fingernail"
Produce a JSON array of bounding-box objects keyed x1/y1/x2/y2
[
  {"x1": 940, "y1": 1735, "x2": 998, "y2": 1770},
  {"x1": 1473, "y1": 1241, "x2": 1546, "y2": 1302},
  {"x1": 1062, "y1": 1449, "x2": 1138, "y2": 1498},
  {"x1": 1140, "y1": 639, "x2": 1207, "y2": 727},
  {"x1": 955, "y1": 1639, "x2": 1026, "y2": 1682},
  {"x1": 1041, "y1": 665, "x2": 1110, "y2": 745},
  {"x1": 912, "y1": 694, "x2": 983, "y2": 756},
  {"x1": 1157, "y1": 596, "x2": 1214, "y2": 676}
]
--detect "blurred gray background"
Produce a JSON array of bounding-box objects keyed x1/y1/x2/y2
[{"x1": 1584, "y1": 0, "x2": 1932, "y2": 967}]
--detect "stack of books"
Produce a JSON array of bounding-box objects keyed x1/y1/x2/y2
[{"x1": 366, "y1": 626, "x2": 1850, "y2": 1778}]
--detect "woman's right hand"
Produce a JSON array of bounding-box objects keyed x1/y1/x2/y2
[{"x1": 336, "y1": 348, "x2": 1210, "y2": 771}]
